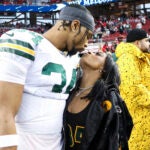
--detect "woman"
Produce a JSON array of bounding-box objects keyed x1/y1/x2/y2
[{"x1": 63, "y1": 52, "x2": 122, "y2": 150}]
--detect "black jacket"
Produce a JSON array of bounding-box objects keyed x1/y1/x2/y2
[{"x1": 63, "y1": 94, "x2": 119, "y2": 150}]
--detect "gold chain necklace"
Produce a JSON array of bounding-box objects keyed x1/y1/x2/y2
[{"x1": 76, "y1": 85, "x2": 94, "y2": 97}]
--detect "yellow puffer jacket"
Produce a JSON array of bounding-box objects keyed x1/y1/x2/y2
[{"x1": 115, "y1": 42, "x2": 150, "y2": 150}]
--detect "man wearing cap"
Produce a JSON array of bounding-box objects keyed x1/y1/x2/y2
[
  {"x1": 0, "y1": 4, "x2": 95, "y2": 150},
  {"x1": 115, "y1": 28, "x2": 150, "y2": 150}
]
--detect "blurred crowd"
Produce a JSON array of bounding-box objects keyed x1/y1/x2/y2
[
  {"x1": 0, "y1": 11, "x2": 150, "y2": 55},
  {"x1": 93, "y1": 14, "x2": 150, "y2": 42},
  {"x1": 0, "y1": 15, "x2": 149, "y2": 39}
]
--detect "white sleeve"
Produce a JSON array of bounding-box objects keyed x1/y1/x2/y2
[
  {"x1": 0, "y1": 55, "x2": 33, "y2": 85},
  {"x1": 0, "y1": 30, "x2": 35, "y2": 84}
]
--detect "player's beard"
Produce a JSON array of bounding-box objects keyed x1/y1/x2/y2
[
  {"x1": 62, "y1": 39, "x2": 85, "y2": 56},
  {"x1": 61, "y1": 46, "x2": 77, "y2": 56},
  {"x1": 67, "y1": 47, "x2": 78, "y2": 56},
  {"x1": 67, "y1": 47, "x2": 85, "y2": 56},
  {"x1": 67, "y1": 41, "x2": 85, "y2": 56}
]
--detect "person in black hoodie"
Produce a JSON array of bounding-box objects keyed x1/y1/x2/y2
[{"x1": 63, "y1": 51, "x2": 128, "y2": 150}]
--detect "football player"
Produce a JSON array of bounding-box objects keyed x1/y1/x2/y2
[{"x1": 0, "y1": 4, "x2": 95, "y2": 150}]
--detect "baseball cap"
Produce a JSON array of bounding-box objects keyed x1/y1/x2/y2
[{"x1": 126, "y1": 28, "x2": 149, "y2": 42}]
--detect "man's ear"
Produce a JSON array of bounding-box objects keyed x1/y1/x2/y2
[
  {"x1": 134, "y1": 40, "x2": 140, "y2": 47},
  {"x1": 71, "y1": 20, "x2": 80, "y2": 32}
]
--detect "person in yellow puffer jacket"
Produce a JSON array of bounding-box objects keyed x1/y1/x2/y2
[{"x1": 115, "y1": 28, "x2": 150, "y2": 150}]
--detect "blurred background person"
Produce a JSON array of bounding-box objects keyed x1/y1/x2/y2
[{"x1": 115, "y1": 28, "x2": 150, "y2": 150}]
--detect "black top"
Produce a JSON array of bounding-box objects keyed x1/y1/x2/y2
[
  {"x1": 65, "y1": 102, "x2": 91, "y2": 150},
  {"x1": 63, "y1": 89, "x2": 124, "y2": 150}
]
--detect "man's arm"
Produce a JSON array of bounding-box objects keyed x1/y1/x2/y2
[{"x1": 0, "y1": 81, "x2": 24, "y2": 150}]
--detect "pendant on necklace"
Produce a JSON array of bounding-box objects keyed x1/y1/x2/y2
[{"x1": 76, "y1": 90, "x2": 82, "y2": 97}]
